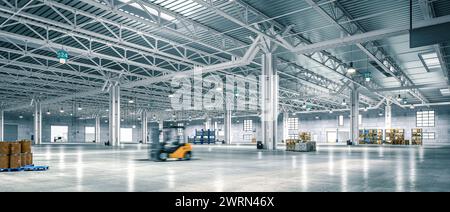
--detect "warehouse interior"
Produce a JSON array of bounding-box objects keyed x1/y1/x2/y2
[{"x1": 1, "y1": 0, "x2": 450, "y2": 192}]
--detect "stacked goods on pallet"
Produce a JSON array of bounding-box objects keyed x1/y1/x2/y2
[
  {"x1": 20, "y1": 140, "x2": 33, "y2": 166},
  {"x1": 411, "y1": 128, "x2": 423, "y2": 145},
  {"x1": 285, "y1": 139, "x2": 298, "y2": 151},
  {"x1": 9, "y1": 142, "x2": 21, "y2": 168},
  {"x1": 285, "y1": 139, "x2": 316, "y2": 152},
  {"x1": 299, "y1": 132, "x2": 311, "y2": 142},
  {"x1": 0, "y1": 140, "x2": 33, "y2": 169},
  {"x1": 385, "y1": 129, "x2": 406, "y2": 145},
  {"x1": 0, "y1": 142, "x2": 9, "y2": 169}
]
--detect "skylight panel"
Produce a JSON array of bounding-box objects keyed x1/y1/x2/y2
[{"x1": 419, "y1": 52, "x2": 442, "y2": 72}]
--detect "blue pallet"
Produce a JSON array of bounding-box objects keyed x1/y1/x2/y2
[
  {"x1": 0, "y1": 167, "x2": 25, "y2": 172},
  {"x1": 23, "y1": 165, "x2": 49, "y2": 171}
]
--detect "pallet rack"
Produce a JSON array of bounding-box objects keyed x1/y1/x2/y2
[
  {"x1": 411, "y1": 128, "x2": 423, "y2": 145},
  {"x1": 385, "y1": 129, "x2": 405, "y2": 145},
  {"x1": 359, "y1": 129, "x2": 383, "y2": 144}
]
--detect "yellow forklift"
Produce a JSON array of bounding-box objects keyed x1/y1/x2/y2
[{"x1": 150, "y1": 126, "x2": 192, "y2": 161}]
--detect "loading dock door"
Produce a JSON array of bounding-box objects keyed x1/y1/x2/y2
[
  {"x1": 4, "y1": 124, "x2": 18, "y2": 141},
  {"x1": 327, "y1": 131, "x2": 337, "y2": 143}
]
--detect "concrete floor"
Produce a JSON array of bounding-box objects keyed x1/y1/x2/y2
[{"x1": 1, "y1": 143, "x2": 450, "y2": 192}]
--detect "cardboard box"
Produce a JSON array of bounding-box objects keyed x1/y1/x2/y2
[
  {"x1": 9, "y1": 142, "x2": 21, "y2": 154},
  {"x1": 0, "y1": 154, "x2": 9, "y2": 169},
  {"x1": 25, "y1": 153, "x2": 33, "y2": 166},
  {"x1": 0, "y1": 142, "x2": 9, "y2": 155},
  {"x1": 9, "y1": 154, "x2": 21, "y2": 168},
  {"x1": 20, "y1": 140, "x2": 32, "y2": 153}
]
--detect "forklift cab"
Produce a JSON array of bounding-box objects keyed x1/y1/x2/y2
[{"x1": 151, "y1": 126, "x2": 192, "y2": 161}]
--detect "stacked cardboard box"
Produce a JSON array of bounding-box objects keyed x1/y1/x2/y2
[
  {"x1": 285, "y1": 139, "x2": 316, "y2": 152},
  {"x1": 299, "y1": 132, "x2": 311, "y2": 142},
  {"x1": 0, "y1": 142, "x2": 9, "y2": 169},
  {"x1": 0, "y1": 140, "x2": 33, "y2": 169}
]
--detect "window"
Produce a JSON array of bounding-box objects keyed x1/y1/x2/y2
[
  {"x1": 120, "y1": 128, "x2": 133, "y2": 142},
  {"x1": 287, "y1": 117, "x2": 299, "y2": 139},
  {"x1": 51, "y1": 125, "x2": 68, "y2": 142},
  {"x1": 419, "y1": 52, "x2": 442, "y2": 72},
  {"x1": 243, "y1": 120, "x2": 253, "y2": 132},
  {"x1": 288, "y1": 134, "x2": 299, "y2": 139},
  {"x1": 338, "y1": 115, "x2": 344, "y2": 126},
  {"x1": 359, "y1": 114, "x2": 362, "y2": 126},
  {"x1": 85, "y1": 127, "x2": 95, "y2": 143},
  {"x1": 287, "y1": 118, "x2": 299, "y2": 130},
  {"x1": 423, "y1": 132, "x2": 435, "y2": 140},
  {"x1": 177, "y1": 123, "x2": 184, "y2": 136},
  {"x1": 243, "y1": 134, "x2": 252, "y2": 141},
  {"x1": 416, "y1": 110, "x2": 435, "y2": 127}
]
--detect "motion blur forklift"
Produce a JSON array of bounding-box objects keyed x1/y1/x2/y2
[{"x1": 150, "y1": 125, "x2": 192, "y2": 161}]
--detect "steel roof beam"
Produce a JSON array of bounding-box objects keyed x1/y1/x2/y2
[
  {"x1": 419, "y1": 0, "x2": 449, "y2": 85},
  {"x1": 305, "y1": 0, "x2": 429, "y2": 103}
]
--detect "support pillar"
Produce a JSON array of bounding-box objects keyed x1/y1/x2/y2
[
  {"x1": 204, "y1": 117, "x2": 212, "y2": 130},
  {"x1": 282, "y1": 112, "x2": 289, "y2": 142},
  {"x1": 224, "y1": 110, "x2": 232, "y2": 144},
  {"x1": 350, "y1": 83, "x2": 359, "y2": 145},
  {"x1": 0, "y1": 110, "x2": 4, "y2": 141},
  {"x1": 34, "y1": 102, "x2": 42, "y2": 144},
  {"x1": 159, "y1": 120, "x2": 164, "y2": 143},
  {"x1": 261, "y1": 51, "x2": 279, "y2": 150},
  {"x1": 385, "y1": 99, "x2": 392, "y2": 129},
  {"x1": 141, "y1": 110, "x2": 148, "y2": 144},
  {"x1": 109, "y1": 85, "x2": 120, "y2": 146},
  {"x1": 95, "y1": 116, "x2": 101, "y2": 143}
]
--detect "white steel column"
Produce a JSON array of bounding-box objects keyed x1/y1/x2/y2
[
  {"x1": 109, "y1": 85, "x2": 121, "y2": 146},
  {"x1": 158, "y1": 120, "x2": 164, "y2": 143},
  {"x1": 205, "y1": 117, "x2": 212, "y2": 129},
  {"x1": 34, "y1": 102, "x2": 42, "y2": 144},
  {"x1": 350, "y1": 83, "x2": 359, "y2": 145},
  {"x1": 282, "y1": 112, "x2": 289, "y2": 142},
  {"x1": 385, "y1": 99, "x2": 392, "y2": 129},
  {"x1": 224, "y1": 110, "x2": 232, "y2": 144},
  {"x1": 95, "y1": 116, "x2": 101, "y2": 143},
  {"x1": 141, "y1": 110, "x2": 148, "y2": 144},
  {"x1": 261, "y1": 52, "x2": 279, "y2": 150},
  {"x1": 0, "y1": 110, "x2": 4, "y2": 141}
]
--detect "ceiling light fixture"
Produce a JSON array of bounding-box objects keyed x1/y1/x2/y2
[
  {"x1": 57, "y1": 49, "x2": 68, "y2": 64},
  {"x1": 19, "y1": 115, "x2": 23, "y2": 119},
  {"x1": 77, "y1": 104, "x2": 82, "y2": 111},
  {"x1": 46, "y1": 110, "x2": 51, "y2": 115},
  {"x1": 364, "y1": 72, "x2": 371, "y2": 82},
  {"x1": 396, "y1": 94, "x2": 402, "y2": 102},
  {"x1": 410, "y1": 104, "x2": 415, "y2": 109},
  {"x1": 347, "y1": 62, "x2": 356, "y2": 74},
  {"x1": 60, "y1": 107, "x2": 64, "y2": 113},
  {"x1": 341, "y1": 99, "x2": 347, "y2": 106}
]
